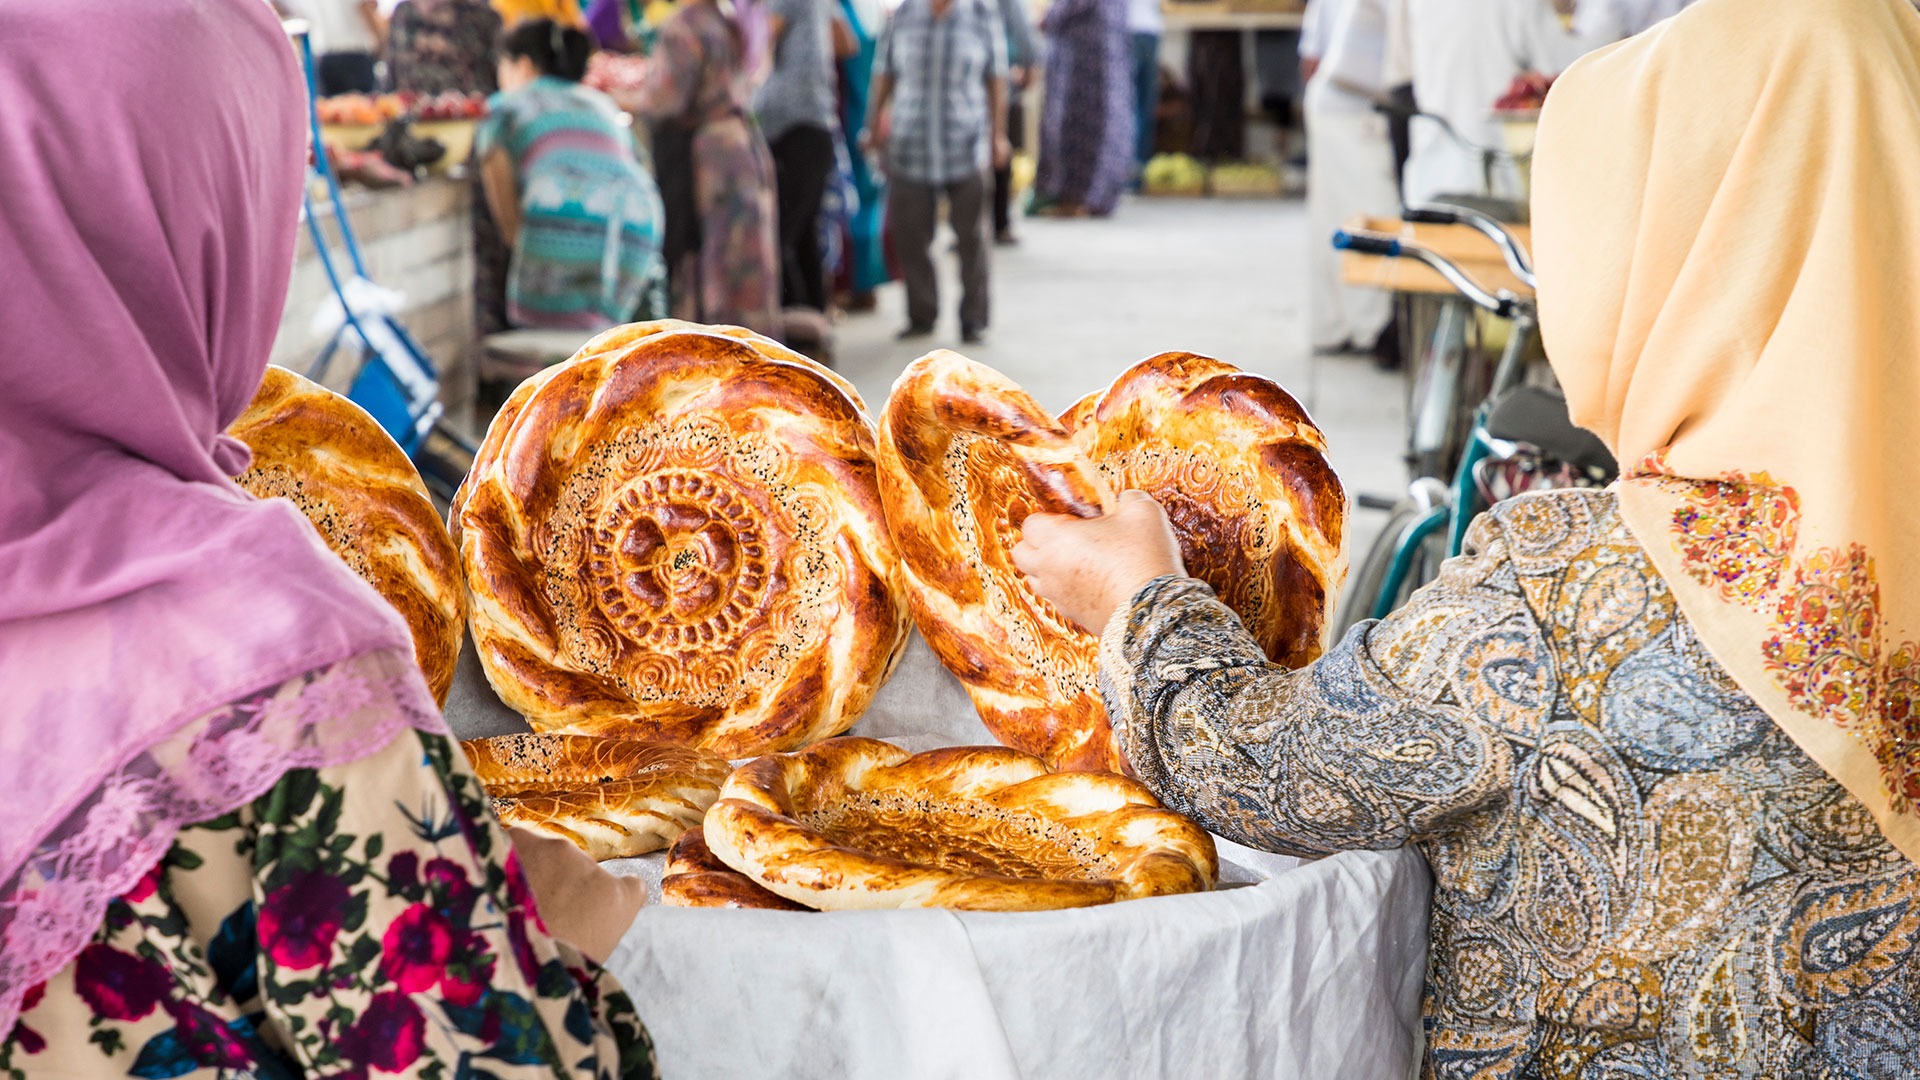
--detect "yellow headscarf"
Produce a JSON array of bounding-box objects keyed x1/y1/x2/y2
[
  {"x1": 493, "y1": 0, "x2": 587, "y2": 27},
  {"x1": 1533, "y1": 0, "x2": 1920, "y2": 860}
]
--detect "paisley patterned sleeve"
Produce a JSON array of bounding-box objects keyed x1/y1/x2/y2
[{"x1": 1099, "y1": 514, "x2": 1530, "y2": 856}]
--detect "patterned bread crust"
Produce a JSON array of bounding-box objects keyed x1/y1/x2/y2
[
  {"x1": 876, "y1": 351, "x2": 1345, "y2": 772},
  {"x1": 1062, "y1": 352, "x2": 1347, "y2": 667},
  {"x1": 661, "y1": 827, "x2": 810, "y2": 910},
  {"x1": 876, "y1": 351, "x2": 1120, "y2": 772},
  {"x1": 227, "y1": 365, "x2": 466, "y2": 704},
  {"x1": 461, "y1": 733, "x2": 730, "y2": 860},
  {"x1": 702, "y1": 737, "x2": 1218, "y2": 911},
  {"x1": 454, "y1": 325, "x2": 910, "y2": 756}
]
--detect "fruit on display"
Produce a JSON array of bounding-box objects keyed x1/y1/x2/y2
[
  {"x1": 1494, "y1": 72, "x2": 1554, "y2": 113},
  {"x1": 315, "y1": 91, "x2": 487, "y2": 126},
  {"x1": 1142, "y1": 153, "x2": 1207, "y2": 194},
  {"x1": 1208, "y1": 161, "x2": 1283, "y2": 196}
]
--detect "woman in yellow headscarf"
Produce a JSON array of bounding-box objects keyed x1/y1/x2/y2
[
  {"x1": 1010, "y1": 0, "x2": 1920, "y2": 1073},
  {"x1": 494, "y1": 0, "x2": 587, "y2": 26}
]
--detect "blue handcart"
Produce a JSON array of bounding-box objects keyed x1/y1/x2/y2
[{"x1": 289, "y1": 22, "x2": 477, "y2": 500}]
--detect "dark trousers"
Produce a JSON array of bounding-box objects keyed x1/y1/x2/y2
[
  {"x1": 991, "y1": 97, "x2": 1027, "y2": 237},
  {"x1": 888, "y1": 172, "x2": 990, "y2": 333},
  {"x1": 317, "y1": 50, "x2": 379, "y2": 96},
  {"x1": 1131, "y1": 32, "x2": 1161, "y2": 168},
  {"x1": 770, "y1": 123, "x2": 836, "y2": 311}
]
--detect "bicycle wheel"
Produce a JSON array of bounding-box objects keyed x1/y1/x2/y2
[{"x1": 1331, "y1": 504, "x2": 1450, "y2": 640}]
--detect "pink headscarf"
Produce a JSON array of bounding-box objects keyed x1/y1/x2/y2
[{"x1": 0, "y1": 0, "x2": 435, "y2": 1031}]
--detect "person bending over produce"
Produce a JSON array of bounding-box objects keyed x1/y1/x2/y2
[{"x1": 1014, "y1": 0, "x2": 1920, "y2": 1074}]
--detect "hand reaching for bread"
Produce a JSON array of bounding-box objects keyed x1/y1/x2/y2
[
  {"x1": 1013, "y1": 490, "x2": 1187, "y2": 635},
  {"x1": 506, "y1": 826, "x2": 647, "y2": 963}
]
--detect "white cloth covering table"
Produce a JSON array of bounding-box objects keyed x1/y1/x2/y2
[{"x1": 445, "y1": 634, "x2": 1431, "y2": 1079}]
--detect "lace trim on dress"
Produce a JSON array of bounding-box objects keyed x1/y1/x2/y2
[{"x1": 0, "y1": 647, "x2": 447, "y2": 1037}]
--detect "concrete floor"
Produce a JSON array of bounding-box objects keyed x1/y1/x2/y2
[{"x1": 832, "y1": 195, "x2": 1410, "y2": 558}]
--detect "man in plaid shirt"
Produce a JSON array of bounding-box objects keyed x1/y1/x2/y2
[{"x1": 867, "y1": 0, "x2": 1012, "y2": 343}]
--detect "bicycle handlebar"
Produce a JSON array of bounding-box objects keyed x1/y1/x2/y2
[
  {"x1": 1333, "y1": 229, "x2": 1521, "y2": 320},
  {"x1": 1401, "y1": 205, "x2": 1536, "y2": 287},
  {"x1": 1370, "y1": 102, "x2": 1529, "y2": 164}
]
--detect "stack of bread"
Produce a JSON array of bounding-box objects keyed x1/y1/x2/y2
[{"x1": 247, "y1": 321, "x2": 1345, "y2": 901}]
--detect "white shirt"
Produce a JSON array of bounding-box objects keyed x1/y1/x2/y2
[
  {"x1": 1320, "y1": 0, "x2": 1390, "y2": 100},
  {"x1": 1300, "y1": 0, "x2": 1342, "y2": 60},
  {"x1": 1391, "y1": 0, "x2": 1586, "y2": 202},
  {"x1": 1128, "y1": 0, "x2": 1165, "y2": 35},
  {"x1": 1573, "y1": 0, "x2": 1692, "y2": 40},
  {"x1": 288, "y1": 0, "x2": 378, "y2": 54}
]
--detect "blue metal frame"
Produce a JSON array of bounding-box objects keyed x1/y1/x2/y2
[{"x1": 293, "y1": 28, "x2": 446, "y2": 459}]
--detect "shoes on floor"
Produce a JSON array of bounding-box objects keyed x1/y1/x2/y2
[
  {"x1": 897, "y1": 322, "x2": 936, "y2": 341},
  {"x1": 961, "y1": 326, "x2": 986, "y2": 345},
  {"x1": 994, "y1": 230, "x2": 1019, "y2": 246},
  {"x1": 1311, "y1": 340, "x2": 1357, "y2": 357}
]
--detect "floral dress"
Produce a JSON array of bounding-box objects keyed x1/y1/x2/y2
[
  {"x1": 633, "y1": 1, "x2": 782, "y2": 338},
  {"x1": 0, "y1": 655, "x2": 656, "y2": 1079},
  {"x1": 1103, "y1": 489, "x2": 1920, "y2": 1078}
]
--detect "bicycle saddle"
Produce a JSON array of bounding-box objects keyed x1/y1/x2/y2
[{"x1": 1485, "y1": 385, "x2": 1618, "y2": 477}]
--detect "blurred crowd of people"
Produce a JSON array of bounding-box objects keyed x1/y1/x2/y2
[
  {"x1": 279, "y1": 0, "x2": 1180, "y2": 360},
  {"x1": 1300, "y1": 0, "x2": 1702, "y2": 361}
]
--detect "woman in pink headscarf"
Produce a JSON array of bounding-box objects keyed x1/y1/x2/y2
[{"x1": 0, "y1": 3, "x2": 655, "y2": 1075}]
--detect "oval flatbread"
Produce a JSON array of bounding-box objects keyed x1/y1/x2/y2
[
  {"x1": 455, "y1": 325, "x2": 910, "y2": 756},
  {"x1": 661, "y1": 826, "x2": 811, "y2": 910},
  {"x1": 461, "y1": 733, "x2": 730, "y2": 860},
  {"x1": 1064, "y1": 352, "x2": 1346, "y2": 668},
  {"x1": 703, "y1": 737, "x2": 1218, "y2": 911},
  {"x1": 228, "y1": 365, "x2": 466, "y2": 703},
  {"x1": 876, "y1": 350, "x2": 1344, "y2": 771},
  {"x1": 876, "y1": 351, "x2": 1118, "y2": 771}
]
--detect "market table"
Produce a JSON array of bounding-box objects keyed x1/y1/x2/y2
[{"x1": 447, "y1": 636, "x2": 1432, "y2": 1079}]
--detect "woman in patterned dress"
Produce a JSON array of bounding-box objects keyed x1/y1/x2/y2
[
  {"x1": 0, "y1": 3, "x2": 656, "y2": 1076},
  {"x1": 1013, "y1": 0, "x2": 1920, "y2": 1075},
  {"x1": 629, "y1": 0, "x2": 783, "y2": 337},
  {"x1": 479, "y1": 20, "x2": 667, "y2": 329},
  {"x1": 1031, "y1": 0, "x2": 1134, "y2": 217}
]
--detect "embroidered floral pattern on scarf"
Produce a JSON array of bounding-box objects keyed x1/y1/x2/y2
[{"x1": 1633, "y1": 451, "x2": 1920, "y2": 811}]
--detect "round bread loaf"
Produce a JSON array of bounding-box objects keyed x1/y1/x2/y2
[
  {"x1": 703, "y1": 737, "x2": 1218, "y2": 911},
  {"x1": 876, "y1": 351, "x2": 1345, "y2": 772},
  {"x1": 461, "y1": 733, "x2": 730, "y2": 860},
  {"x1": 455, "y1": 326, "x2": 909, "y2": 755},
  {"x1": 661, "y1": 826, "x2": 811, "y2": 910},
  {"x1": 876, "y1": 351, "x2": 1119, "y2": 771},
  {"x1": 227, "y1": 366, "x2": 466, "y2": 703},
  {"x1": 1063, "y1": 352, "x2": 1346, "y2": 668}
]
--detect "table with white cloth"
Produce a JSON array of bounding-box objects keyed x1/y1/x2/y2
[{"x1": 446, "y1": 634, "x2": 1432, "y2": 1080}]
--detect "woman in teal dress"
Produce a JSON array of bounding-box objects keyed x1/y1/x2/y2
[
  {"x1": 479, "y1": 19, "x2": 667, "y2": 328},
  {"x1": 836, "y1": 0, "x2": 889, "y2": 302}
]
